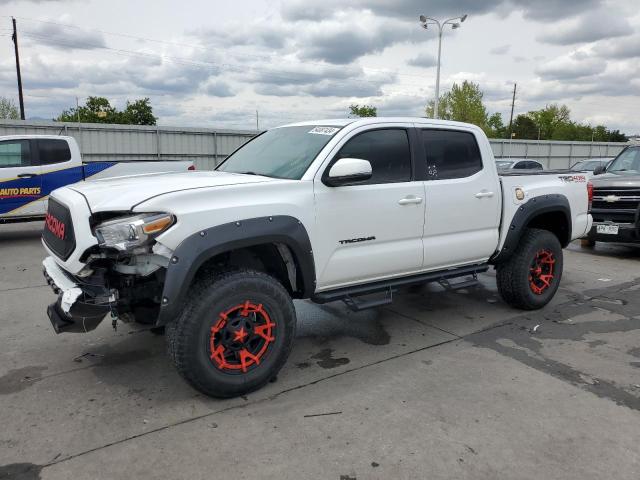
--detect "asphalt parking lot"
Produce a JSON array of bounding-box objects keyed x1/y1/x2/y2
[{"x1": 1, "y1": 222, "x2": 639, "y2": 480}]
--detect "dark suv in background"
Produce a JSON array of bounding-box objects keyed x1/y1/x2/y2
[{"x1": 586, "y1": 145, "x2": 640, "y2": 246}]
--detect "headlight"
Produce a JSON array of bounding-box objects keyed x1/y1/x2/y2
[{"x1": 95, "y1": 213, "x2": 174, "y2": 251}]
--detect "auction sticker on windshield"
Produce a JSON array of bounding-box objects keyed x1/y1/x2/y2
[{"x1": 308, "y1": 126, "x2": 339, "y2": 135}]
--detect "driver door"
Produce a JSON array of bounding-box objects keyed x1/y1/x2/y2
[{"x1": 313, "y1": 125, "x2": 425, "y2": 290}]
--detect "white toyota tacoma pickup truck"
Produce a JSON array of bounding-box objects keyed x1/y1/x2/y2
[
  {"x1": 41, "y1": 118, "x2": 593, "y2": 398},
  {"x1": 0, "y1": 135, "x2": 193, "y2": 223}
]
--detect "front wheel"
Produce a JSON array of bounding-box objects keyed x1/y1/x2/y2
[
  {"x1": 166, "y1": 269, "x2": 296, "y2": 398},
  {"x1": 496, "y1": 228, "x2": 563, "y2": 310}
]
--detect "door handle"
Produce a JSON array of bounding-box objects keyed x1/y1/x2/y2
[
  {"x1": 475, "y1": 191, "x2": 494, "y2": 198},
  {"x1": 398, "y1": 196, "x2": 423, "y2": 205},
  {"x1": 18, "y1": 173, "x2": 39, "y2": 178}
]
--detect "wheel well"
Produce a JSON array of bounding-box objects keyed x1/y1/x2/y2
[
  {"x1": 526, "y1": 211, "x2": 570, "y2": 247},
  {"x1": 193, "y1": 243, "x2": 303, "y2": 297}
]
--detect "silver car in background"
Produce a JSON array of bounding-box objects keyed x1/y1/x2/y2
[{"x1": 496, "y1": 158, "x2": 544, "y2": 171}]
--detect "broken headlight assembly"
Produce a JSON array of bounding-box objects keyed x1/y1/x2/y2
[{"x1": 94, "y1": 213, "x2": 174, "y2": 252}]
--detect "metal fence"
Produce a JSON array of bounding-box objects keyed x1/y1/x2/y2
[
  {"x1": 0, "y1": 120, "x2": 257, "y2": 170},
  {"x1": 490, "y1": 139, "x2": 627, "y2": 169},
  {"x1": 0, "y1": 119, "x2": 630, "y2": 170}
]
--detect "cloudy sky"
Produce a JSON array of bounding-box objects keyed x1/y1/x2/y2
[{"x1": 0, "y1": 0, "x2": 639, "y2": 133}]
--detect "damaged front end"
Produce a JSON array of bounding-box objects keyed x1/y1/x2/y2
[
  {"x1": 43, "y1": 211, "x2": 175, "y2": 334},
  {"x1": 43, "y1": 256, "x2": 116, "y2": 333}
]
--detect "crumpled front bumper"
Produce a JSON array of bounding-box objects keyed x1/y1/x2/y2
[{"x1": 43, "y1": 256, "x2": 115, "y2": 334}]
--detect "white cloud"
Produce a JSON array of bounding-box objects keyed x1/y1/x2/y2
[
  {"x1": 537, "y1": 9, "x2": 633, "y2": 46},
  {"x1": 490, "y1": 44, "x2": 510, "y2": 55},
  {"x1": 535, "y1": 52, "x2": 607, "y2": 80},
  {"x1": 0, "y1": 0, "x2": 637, "y2": 134}
]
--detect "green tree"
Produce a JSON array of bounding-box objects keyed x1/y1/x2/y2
[
  {"x1": 426, "y1": 81, "x2": 490, "y2": 134},
  {"x1": 0, "y1": 96, "x2": 19, "y2": 120},
  {"x1": 607, "y1": 129, "x2": 627, "y2": 142},
  {"x1": 55, "y1": 96, "x2": 157, "y2": 125},
  {"x1": 121, "y1": 98, "x2": 157, "y2": 125},
  {"x1": 487, "y1": 112, "x2": 506, "y2": 138},
  {"x1": 511, "y1": 114, "x2": 538, "y2": 140},
  {"x1": 424, "y1": 81, "x2": 527, "y2": 138},
  {"x1": 349, "y1": 104, "x2": 377, "y2": 117},
  {"x1": 527, "y1": 104, "x2": 571, "y2": 140}
]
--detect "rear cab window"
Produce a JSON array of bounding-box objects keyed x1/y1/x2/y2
[
  {"x1": 36, "y1": 139, "x2": 72, "y2": 165},
  {"x1": 420, "y1": 129, "x2": 482, "y2": 180}
]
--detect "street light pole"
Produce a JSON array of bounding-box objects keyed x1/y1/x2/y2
[
  {"x1": 434, "y1": 27, "x2": 443, "y2": 119},
  {"x1": 419, "y1": 14, "x2": 467, "y2": 119}
]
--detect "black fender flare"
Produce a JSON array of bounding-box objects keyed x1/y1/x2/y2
[
  {"x1": 490, "y1": 194, "x2": 571, "y2": 264},
  {"x1": 155, "y1": 215, "x2": 315, "y2": 325}
]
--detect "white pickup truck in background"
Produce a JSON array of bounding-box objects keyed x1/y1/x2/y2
[{"x1": 0, "y1": 135, "x2": 194, "y2": 223}]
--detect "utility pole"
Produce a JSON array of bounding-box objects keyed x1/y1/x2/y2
[
  {"x1": 507, "y1": 82, "x2": 517, "y2": 139},
  {"x1": 256, "y1": 110, "x2": 259, "y2": 131},
  {"x1": 11, "y1": 17, "x2": 25, "y2": 120}
]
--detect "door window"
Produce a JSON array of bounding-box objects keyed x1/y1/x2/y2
[
  {"x1": 333, "y1": 129, "x2": 411, "y2": 184},
  {"x1": 37, "y1": 139, "x2": 72, "y2": 165},
  {"x1": 0, "y1": 140, "x2": 31, "y2": 168},
  {"x1": 421, "y1": 129, "x2": 482, "y2": 180}
]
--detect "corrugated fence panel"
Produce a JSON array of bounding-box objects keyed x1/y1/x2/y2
[{"x1": 0, "y1": 120, "x2": 632, "y2": 170}]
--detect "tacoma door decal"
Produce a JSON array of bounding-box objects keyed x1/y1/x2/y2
[{"x1": 339, "y1": 236, "x2": 376, "y2": 245}]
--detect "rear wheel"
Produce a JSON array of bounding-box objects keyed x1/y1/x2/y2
[
  {"x1": 496, "y1": 228, "x2": 563, "y2": 310},
  {"x1": 166, "y1": 269, "x2": 296, "y2": 398}
]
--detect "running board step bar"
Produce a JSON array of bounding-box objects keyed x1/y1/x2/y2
[
  {"x1": 312, "y1": 264, "x2": 489, "y2": 310},
  {"x1": 438, "y1": 274, "x2": 479, "y2": 291},
  {"x1": 343, "y1": 288, "x2": 396, "y2": 312}
]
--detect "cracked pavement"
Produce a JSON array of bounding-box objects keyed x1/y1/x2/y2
[{"x1": 1, "y1": 222, "x2": 639, "y2": 479}]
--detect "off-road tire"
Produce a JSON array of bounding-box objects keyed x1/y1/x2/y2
[
  {"x1": 166, "y1": 269, "x2": 296, "y2": 398},
  {"x1": 496, "y1": 228, "x2": 563, "y2": 310}
]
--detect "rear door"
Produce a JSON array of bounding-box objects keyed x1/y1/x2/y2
[
  {"x1": 419, "y1": 128, "x2": 501, "y2": 270},
  {"x1": 0, "y1": 139, "x2": 43, "y2": 218}
]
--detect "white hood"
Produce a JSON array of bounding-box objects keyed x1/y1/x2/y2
[{"x1": 67, "y1": 171, "x2": 274, "y2": 212}]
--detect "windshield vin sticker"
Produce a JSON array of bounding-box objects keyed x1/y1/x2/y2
[{"x1": 308, "y1": 126, "x2": 339, "y2": 135}]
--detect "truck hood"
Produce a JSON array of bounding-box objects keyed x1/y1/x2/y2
[
  {"x1": 591, "y1": 172, "x2": 640, "y2": 189},
  {"x1": 66, "y1": 171, "x2": 275, "y2": 212}
]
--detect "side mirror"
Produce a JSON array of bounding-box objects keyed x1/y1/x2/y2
[
  {"x1": 593, "y1": 165, "x2": 606, "y2": 175},
  {"x1": 324, "y1": 158, "x2": 372, "y2": 187}
]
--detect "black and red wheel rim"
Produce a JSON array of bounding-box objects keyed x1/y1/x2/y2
[
  {"x1": 529, "y1": 249, "x2": 556, "y2": 295},
  {"x1": 208, "y1": 301, "x2": 276, "y2": 373}
]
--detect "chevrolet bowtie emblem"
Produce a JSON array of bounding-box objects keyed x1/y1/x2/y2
[{"x1": 604, "y1": 195, "x2": 620, "y2": 203}]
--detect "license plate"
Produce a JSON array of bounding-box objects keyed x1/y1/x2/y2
[{"x1": 597, "y1": 224, "x2": 619, "y2": 235}]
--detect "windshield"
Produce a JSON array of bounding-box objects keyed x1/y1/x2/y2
[
  {"x1": 607, "y1": 147, "x2": 640, "y2": 174},
  {"x1": 216, "y1": 125, "x2": 342, "y2": 179}
]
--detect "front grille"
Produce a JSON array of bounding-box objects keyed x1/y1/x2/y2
[
  {"x1": 42, "y1": 198, "x2": 76, "y2": 260},
  {"x1": 592, "y1": 187, "x2": 640, "y2": 224}
]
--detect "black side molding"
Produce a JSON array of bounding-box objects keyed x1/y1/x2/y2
[
  {"x1": 490, "y1": 194, "x2": 571, "y2": 264},
  {"x1": 155, "y1": 215, "x2": 315, "y2": 326}
]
